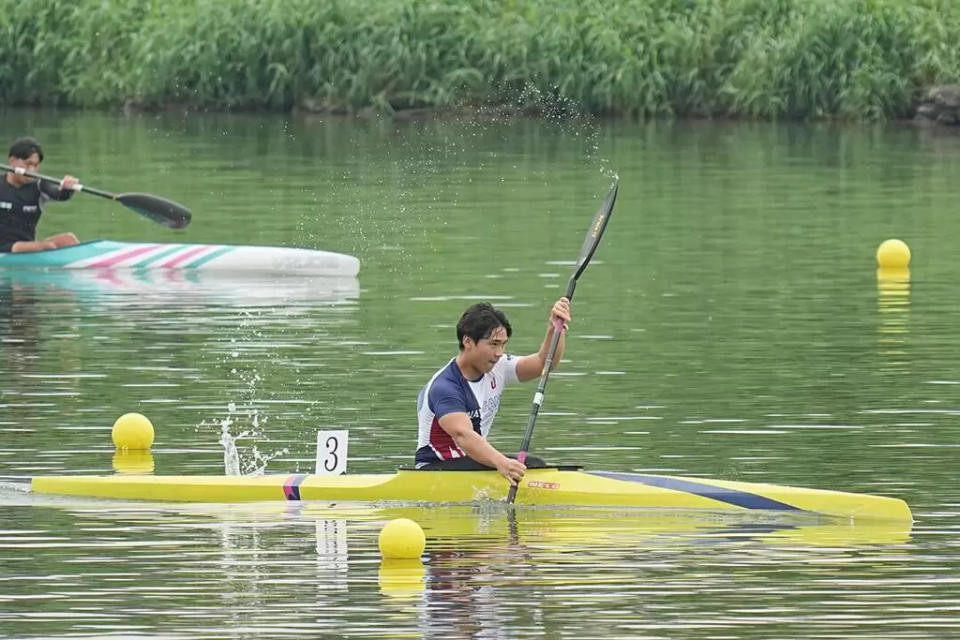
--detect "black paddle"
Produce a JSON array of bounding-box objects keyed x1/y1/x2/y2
[
  {"x1": 507, "y1": 179, "x2": 619, "y2": 504},
  {"x1": 1, "y1": 163, "x2": 192, "y2": 229}
]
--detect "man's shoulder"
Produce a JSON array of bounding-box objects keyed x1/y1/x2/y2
[
  {"x1": 427, "y1": 360, "x2": 462, "y2": 393},
  {"x1": 0, "y1": 179, "x2": 19, "y2": 199},
  {"x1": 0, "y1": 180, "x2": 39, "y2": 201},
  {"x1": 421, "y1": 359, "x2": 471, "y2": 415}
]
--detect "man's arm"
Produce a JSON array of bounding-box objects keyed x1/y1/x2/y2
[
  {"x1": 516, "y1": 297, "x2": 572, "y2": 382},
  {"x1": 39, "y1": 175, "x2": 77, "y2": 201},
  {"x1": 437, "y1": 412, "x2": 526, "y2": 484}
]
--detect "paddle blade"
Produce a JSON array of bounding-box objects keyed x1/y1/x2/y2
[
  {"x1": 117, "y1": 193, "x2": 192, "y2": 229},
  {"x1": 573, "y1": 179, "x2": 618, "y2": 280}
]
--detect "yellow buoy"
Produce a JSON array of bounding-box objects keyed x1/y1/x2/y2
[
  {"x1": 378, "y1": 518, "x2": 426, "y2": 559},
  {"x1": 876, "y1": 239, "x2": 911, "y2": 269},
  {"x1": 111, "y1": 413, "x2": 155, "y2": 450}
]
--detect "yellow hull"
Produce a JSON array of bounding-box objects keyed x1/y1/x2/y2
[{"x1": 30, "y1": 468, "x2": 912, "y2": 524}]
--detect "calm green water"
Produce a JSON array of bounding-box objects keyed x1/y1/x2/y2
[{"x1": 2, "y1": 109, "x2": 959, "y2": 638}]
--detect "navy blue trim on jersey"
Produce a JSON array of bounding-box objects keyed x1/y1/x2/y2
[{"x1": 431, "y1": 360, "x2": 483, "y2": 431}]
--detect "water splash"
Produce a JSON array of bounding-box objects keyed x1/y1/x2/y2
[
  {"x1": 219, "y1": 419, "x2": 242, "y2": 476},
  {"x1": 215, "y1": 408, "x2": 287, "y2": 476},
  {"x1": 242, "y1": 444, "x2": 289, "y2": 477}
]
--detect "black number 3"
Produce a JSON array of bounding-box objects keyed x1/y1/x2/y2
[{"x1": 324, "y1": 436, "x2": 339, "y2": 472}]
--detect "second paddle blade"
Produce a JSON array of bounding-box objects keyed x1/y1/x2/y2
[{"x1": 118, "y1": 193, "x2": 192, "y2": 229}]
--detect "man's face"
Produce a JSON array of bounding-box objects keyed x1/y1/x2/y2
[
  {"x1": 7, "y1": 153, "x2": 40, "y2": 186},
  {"x1": 464, "y1": 326, "x2": 508, "y2": 374}
]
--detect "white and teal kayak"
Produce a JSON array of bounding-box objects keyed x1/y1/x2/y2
[{"x1": 0, "y1": 240, "x2": 360, "y2": 277}]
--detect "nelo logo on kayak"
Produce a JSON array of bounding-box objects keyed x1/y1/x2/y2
[
  {"x1": 527, "y1": 481, "x2": 560, "y2": 490},
  {"x1": 271, "y1": 255, "x2": 339, "y2": 270}
]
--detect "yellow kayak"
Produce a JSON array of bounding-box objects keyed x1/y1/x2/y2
[{"x1": 30, "y1": 467, "x2": 912, "y2": 524}]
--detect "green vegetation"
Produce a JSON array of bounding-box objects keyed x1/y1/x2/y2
[{"x1": 1, "y1": 0, "x2": 957, "y2": 119}]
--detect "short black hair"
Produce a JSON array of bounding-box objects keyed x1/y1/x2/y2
[
  {"x1": 9, "y1": 137, "x2": 43, "y2": 162},
  {"x1": 456, "y1": 302, "x2": 512, "y2": 350}
]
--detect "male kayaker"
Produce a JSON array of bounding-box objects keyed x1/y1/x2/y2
[
  {"x1": 0, "y1": 137, "x2": 79, "y2": 253},
  {"x1": 416, "y1": 297, "x2": 572, "y2": 485}
]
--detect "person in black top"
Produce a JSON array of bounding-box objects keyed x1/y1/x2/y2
[{"x1": 1, "y1": 137, "x2": 80, "y2": 253}]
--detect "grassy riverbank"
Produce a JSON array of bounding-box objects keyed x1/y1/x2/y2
[{"x1": 1, "y1": 0, "x2": 957, "y2": 119}]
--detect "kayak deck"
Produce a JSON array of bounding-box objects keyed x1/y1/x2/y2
[{"x1": 30, "y1": 468, "x2": 913, "y2": 524}]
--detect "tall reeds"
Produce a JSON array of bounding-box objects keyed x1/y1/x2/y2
[{"x1": 1, "y1": 0, "x2": 957, "y2": 119}]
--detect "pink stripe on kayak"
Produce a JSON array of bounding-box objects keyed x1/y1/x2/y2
[
  {"x1": 161, "y1": 245, "x2": 210, "y2": 268},
  {"x1": 86, "y1": 245, "x2": 162, "y2": 268}
]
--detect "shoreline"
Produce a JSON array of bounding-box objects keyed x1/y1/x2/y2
[{"x1": 3, "y1": 102, "x2": 956, "y2": 132}]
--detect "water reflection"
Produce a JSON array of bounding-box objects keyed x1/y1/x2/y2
[
  {"x1": 0, "y1": 283, "x2": 37, "y2": 362},
  {"x1": 0, "y1": 268, "x2": 360, "y2": 309},
  {"x1": 876, "y1": 266, "x2": 911, "y2": 375},
  {"x1": 378, "y1": 558, "x2": 425, "y2": 599},
  {"x1": 112, "y1": 450, "x2": 155, "y2": 474},
  {"x1": 0, "y1": 493, "x2": 924, "y2": 639},
  {"x1": 316, "y1": 517, "x2": 349, "y2": 590}
]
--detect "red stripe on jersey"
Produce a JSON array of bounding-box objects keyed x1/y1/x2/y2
[{"x1": 429, "y1": 417, "x2": 464, "y2": 459}]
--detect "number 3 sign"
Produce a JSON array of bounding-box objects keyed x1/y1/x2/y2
[{"x1": 315, "y1": 430, "x2": 348, "y2": 475}]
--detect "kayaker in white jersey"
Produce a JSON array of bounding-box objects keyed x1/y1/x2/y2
[
  {"x1": 416, "y1": 297, "x2": 571, "y2": 485},
  {"x1": 0, "y1": 137, "x2": 79, "y2": 254}
]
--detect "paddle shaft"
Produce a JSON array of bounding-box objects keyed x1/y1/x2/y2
[
  {"x1": 1, "y1": 163, "x2": 113, "y2": 199},
  {"x1": 506, "y1": 180, "x2": 618, "y2": 504},
  {"x1": 504, "y1": 283, "x2": 573, "y2": 506}
]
